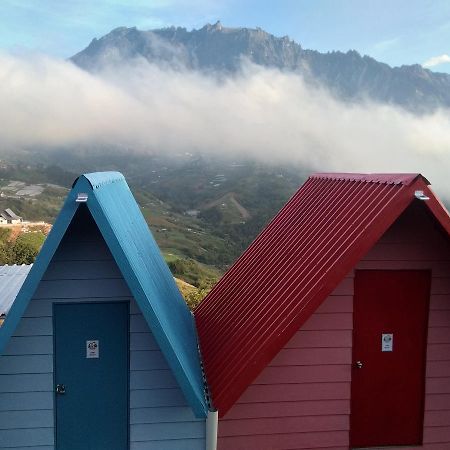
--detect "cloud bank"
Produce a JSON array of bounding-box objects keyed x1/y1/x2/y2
[
  {"x1": 423, "y1": 54, "x2": 450, "y2": 68},
  {"x1": 0, "y1": 52, "x2": 449, "y2": 199}
]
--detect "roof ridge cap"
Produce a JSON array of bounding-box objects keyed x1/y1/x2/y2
[
  {"x1": 310, "y1": 172, "x2": 428, "y2": 186},
  {"x1": 72, "y1": 171, "x2": 125, "y2": 189}
]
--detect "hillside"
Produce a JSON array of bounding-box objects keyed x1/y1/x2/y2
[
  {"x1": 0, "y1": 159, "x2": 303, "y2": 274},
  {"x1": 72, "y1": 22, "x2": 450, "y2": 112}
]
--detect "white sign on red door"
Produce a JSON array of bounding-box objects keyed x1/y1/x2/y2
[{"x1": 382, "y1": 333, "x2": 393, "y2": 352}]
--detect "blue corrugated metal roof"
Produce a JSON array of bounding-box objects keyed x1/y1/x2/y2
[
  {"x1": 0, "y1": 265, "x2": 32, "y2": 315},
  {"x1": 0, "y1": 172, "x2": 207, "y2": 417}
]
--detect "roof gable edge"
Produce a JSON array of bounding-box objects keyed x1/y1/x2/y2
[
  {"x1": 0, "y1": 178, "x2": 87, "y2": 354},
  {"x1": 85, "y1": 180, "x2": 208, "y2": 418},
  {"x1": 203, "y1": 178, "x2": 423, "y2": 417}
]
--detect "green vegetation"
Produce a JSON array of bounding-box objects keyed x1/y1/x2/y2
[
  {"x1": 168, "y1": 257, "x2": 220, "y2": 288},
  {"x1": 0, "y1": 228, "x2": 46, "y2": 265},
  {"x1": 168, "y1": 258, "x2": 220, "y2": 309},
  {"x1": 0, "y1": 159, "x2": 309, "y2": 306}
]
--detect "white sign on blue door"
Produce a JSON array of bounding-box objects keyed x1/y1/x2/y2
[{"x1": 86, "y1": 340, "x2": 99, "y2": 358}]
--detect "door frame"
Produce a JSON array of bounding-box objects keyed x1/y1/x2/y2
[
  {"x1": 52, "y1": 300, "x2": 130, "y2": 449},
  {"x1": 350, "y1": 269, "x2": 431, "y2": 448}
]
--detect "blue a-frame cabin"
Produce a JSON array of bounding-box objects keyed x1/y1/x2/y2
[{"x1": 0, "y1": 172, "x2": 212, "y2": 450}]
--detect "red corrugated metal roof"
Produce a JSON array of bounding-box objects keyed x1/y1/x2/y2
[{"x1": 194, "y1": 172, "x2": 450, "y2": 417}]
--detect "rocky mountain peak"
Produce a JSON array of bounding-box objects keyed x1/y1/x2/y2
[{"x1": 70, "y1": 23, "x2": 450, "y2": 112}]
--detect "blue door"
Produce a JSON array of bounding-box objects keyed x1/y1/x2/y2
[{"x1": 54, "y1": 302, "x2": 129, "y2": 450}]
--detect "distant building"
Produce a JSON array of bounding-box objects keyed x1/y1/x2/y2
[
  {"x1": 1, "y1": 208, "x2": 22, "y2": 224},
  {"x1": 0, "y1": 264, "x2": 32, "y2": 321}
]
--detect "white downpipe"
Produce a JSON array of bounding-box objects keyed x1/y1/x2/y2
[{"x1": 206, "y1": 409, "x2": 218, "y2": 450}]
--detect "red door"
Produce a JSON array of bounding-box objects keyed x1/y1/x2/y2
[{"x1": 350, "y1": 270, "x2": 431, "y2": 448}]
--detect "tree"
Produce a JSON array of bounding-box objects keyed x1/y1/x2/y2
[{"x1": 11, "y1": 232, "x2": 46, "y2": 265}]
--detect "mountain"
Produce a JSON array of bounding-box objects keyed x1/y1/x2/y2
[{"x1": 71, "y1": 21, "x2": 450, "y2": 112}]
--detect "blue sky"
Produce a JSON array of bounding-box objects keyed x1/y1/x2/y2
[{"x1": 1, "y1": 0, "x2": 450, "y2": 72}]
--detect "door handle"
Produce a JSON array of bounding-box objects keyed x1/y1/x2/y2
[
  {"x1": 355, "y1": 361, "x2": 363, "y2": 369},
  {"x1": 56, "y1": 384, "x2": 66, "y2": 395}
]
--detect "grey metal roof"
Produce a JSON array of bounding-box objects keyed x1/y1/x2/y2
[
  {"x1": 0, "y1": 265, "x2": 32, "y2": 316},
  {"x1": 4, "y1": 209, "x2": 21, "y2": 220}
]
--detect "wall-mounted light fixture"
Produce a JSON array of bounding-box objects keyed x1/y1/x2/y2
[
  {"x1": 76, "y1": 193, "x2": 88, "y2": 203},
  {"x1": 415, "y1": 190, "x2": 430, "y2": 201}
]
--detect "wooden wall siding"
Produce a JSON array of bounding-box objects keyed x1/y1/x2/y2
[
  {"x1": 359, "y1": 205, "x2": 450, "y2": 449},
  {"x1": 218, "y1": 203, "x2": 450, "y2": 450},
  {"x1": 217, "y1": 274, "x2": 354, "y2": 450},
  {"x1": 0, "y1": 211, "x2": 205, "y2": 450}
]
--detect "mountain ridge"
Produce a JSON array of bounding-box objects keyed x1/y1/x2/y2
[{"x1": 71, "y1": 21, "x2": 450, "y2": 112}]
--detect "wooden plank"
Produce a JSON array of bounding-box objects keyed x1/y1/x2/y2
[
  {"x1": 24, "y1": 297, "x2": 133, "y2": 317},
  {"x1": 427, "y1": 361, "x2": 450, "y2": 378},
  {"x1": 131, "y1": 421, "x2": 205, "y2": 441},
  {"x1": 423, "y1": 425, "x2": 450, "y2": 443},
  {"x1": 269, "y1": 347, "x2": 351, "y2": 367},
  {"x1": 427, "y1": 344, "x2": 450, "y2": 361},
  {"x1": 131, "y1": 439, "x2": 204, "y2": 450},
  {"x1": 219, "y1": 414, "x2": 349, "y2": 436},
  {"x1": 428, "y1": 327, "x2": 450, "y2": 344},
  {"x1": 0, "y1": 428, "x2": 54, "y2": 447},
  {"x1": 357, "y1": 260, "x2": 449, "y2": 274},
  {"x1": 316, "y1": 296, "x2": 353, "y2": 314},
  {"x1": 130, "y1": 350, "x2": 169, "y2": 371},
  {"x1": 0, "y1": 374, "x2": 52, "y2": 393},
  {"x1": 431, "y1": 278, "x2": 450, "y2": 295},
  {"x1": 0, "y1": 355, "x2": 53, "y2": 375},
  {"x1": 130, "y1": 389, "x2": 188, "y2": 408},
  {"x1": 130, "y1": 406, "x2": 198, "y2": 424},
  {"x1": 2, "y1": 447, "x2": 54, "y2": 450},
  {"x1": 424, "y1": 410, "x2": 450, "y2": 427},
  {"x1": 43, "y1": 260, "x2": 122, "y2": 280},
  {"x1": 237, "y1": 382, "x2": 351, "y2": 403},
  {"x1": 130, "y1": 315, "x2": 151, "y2": 333},
  {"x1": 425, "y1": 394, "x2": 450, "y2": 411},
  {"x1": 362, "y1": 242, "x2": 448, "y2": 262},
  {"x1": 130, "y1": 332, "x2": 159, "y2": 351},
  {"x1": 3, "y1": 336, "x2": 53, "y2": 356},
  {"x1": 430, "y1": 295, "x2": 450, "y2": 311},
  {"x1": 426, "y1": 377, "x2": 450, "y2": 394},
  {"x1": 301, "y1": 313, "x2": 353, "y2": 331},
  {"x1": 0, "y1": 410, "x2": 53, "y2": 430},
  {"x1": 130, "y1": 370, "x2": 178, "y2": 390},
  {"x1": 223, "y1": 399, "x2": 350, "y2": 420},
  {"x1": 330, "y1": 278, "x2": 354, "y2": 296},
  {"x1": 285, "y1": 330, "x2": 352, "y2": 349},
  {"x1": 33, "y1": 278, "x2": 131, "y2": 299},
  {"x1": 217, "y1": 430, "x2": 348, "y2": 450},
  {"x1": 52, "y1": 242, "x2": 112, "y2": 261},
  {"x1": 130, "y1": 300, "x2": 141, "y2": 315},
  {"x1": 255, "y1": 364, "x2": 351, "y2": 384},
  {"x1": 429, "y1": 311, "x2": 450, "y2": 328},
  {"x1": 14, "y1": 318, "x2": 53, "y2": 337},
  {"x1": 0, "y1": 392, "x2": 53, "y2": 411}
]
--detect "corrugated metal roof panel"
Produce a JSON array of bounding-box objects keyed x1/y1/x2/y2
[
  {"x1": 4, "y1": 209, "x2": 21, "y2": 220},
  {"x1": 195, "y1": 172, "x2": 450, "y2": 416},
  {"x1": 0, "y1": 265, "x2": 32, "y2": 316}
]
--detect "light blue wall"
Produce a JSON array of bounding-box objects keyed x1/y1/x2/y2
[{"x1": 0, "y1": 206, "x2": 206, "y2": 449}]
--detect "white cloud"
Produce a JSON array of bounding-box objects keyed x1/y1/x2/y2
[
  {"x1": 0, "y1": 52, "x2": 449, "y2": 200},
  {"x1": 423, "y1": 54, "x2": 450, "y2": 68},
  {"x1": 372, "y1": 37, "x2": 400, "y2": 53}
]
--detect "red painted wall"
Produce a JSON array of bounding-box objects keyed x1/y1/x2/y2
[{"x1": 217, "y1": 203, "x2": 450, "y2": 450}]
